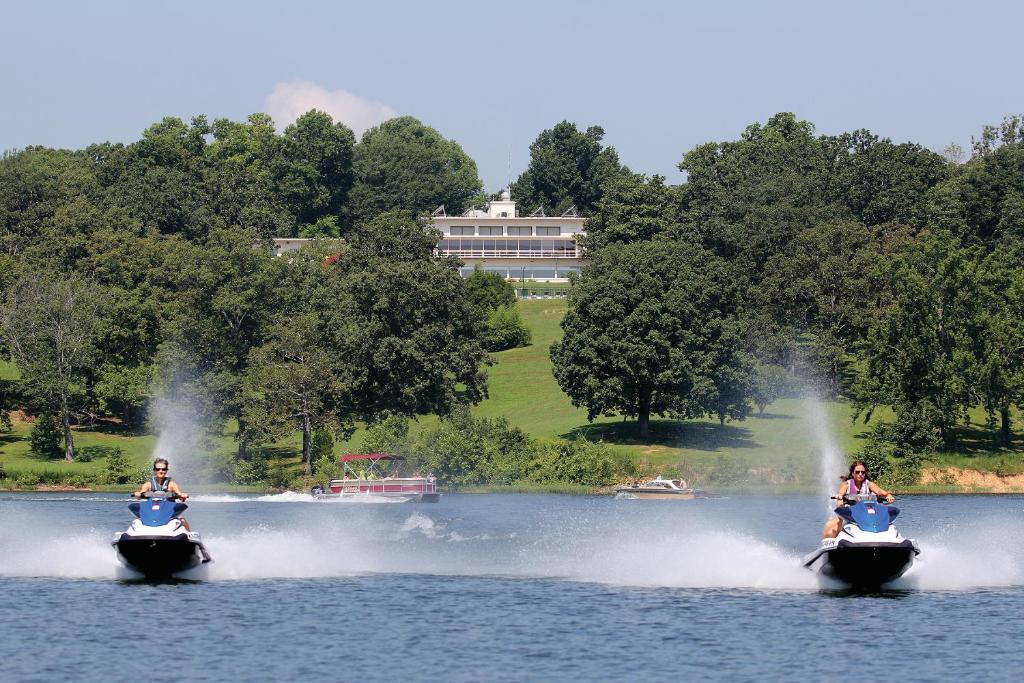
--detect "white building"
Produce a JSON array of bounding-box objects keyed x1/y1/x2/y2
[
  {"x1": 272, "y1": 191, "x2": 588, "y2": 283},
  {"x1": 432, "y1": 190, "x2": 587, "y2": 282}
]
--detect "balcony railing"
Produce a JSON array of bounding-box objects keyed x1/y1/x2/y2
[{"x1": 436, "y1": 238, "x2": 580, "y2": 259}]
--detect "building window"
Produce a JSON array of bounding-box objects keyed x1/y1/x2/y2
[
  {"x1": 507, "y1": 226, "x2": 532, "y2": 236},
  {"x1": 536, "y1": 226, "x2": 561, "y2": 236},
  {"x1": 450, "y1": 226, "x2": 474, "y2": 236},
  {"x1": 478, "y1": 226, "x2": 503, "y2": 236}
]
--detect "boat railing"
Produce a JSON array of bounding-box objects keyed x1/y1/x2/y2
[{"x1": 328, "y1": 477, "x2": 437, "y2": 494}]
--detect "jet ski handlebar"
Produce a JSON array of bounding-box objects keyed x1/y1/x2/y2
[
  {"x1": 830, "y1": 494, "x2": 891, "y2": 504},
  {"x1": 132, "y1": 491, "x2": 181, "y2": 501}
]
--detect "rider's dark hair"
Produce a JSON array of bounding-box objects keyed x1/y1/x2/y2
[
  {"x1": 153, "y1": 458, "x2": 169, "y2": 471},
  {"x1": 841, "y1": 460, "x2": 869, "y2": 481}
]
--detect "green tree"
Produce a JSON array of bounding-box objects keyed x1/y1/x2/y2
[
  {"x1": 158, "y1": 227, "x2": 283, "y2": 458},
  {"x1": 679, "y1": 113, "x2": 841, "y2": 274},
  {"x1": 0, "y1": 274, "x2": 107, "y2": 460},
  {"x1": 0, "y1": 147, "x2": 98, "y2": 256},
  {"x1": 277, "y1": 110, "x2": 356, "y2": 231},
  {"x1": 102, "y1": 116, "x2": 219, "y2": 241},
  {"x1": 975, "y1": 245, "x2": 1024, "y2": 445},
  {"x1": 30, "y1": 412, "x2": 63, "y2": 457},
  {"x1": 959, "y1": 115, "x2": 1024, "y2": 244},
  {"x1": 243, "y1": 313, "x2": 343, "y2": 477},
  {"x1": 330, "y1": 213, "x2": 490, "y2": 420},
  {"x1": 551, "y1": 240, "x2": 752, "y2": 438},
  {"x1": 511, "y1": 121, "x2": 626, "y2": 216},
  {"x1": 581, "y1": 173, "x2": 681, "y2": 251},
  {"x1": 758, "y1": 220, "x2": 880, "y2": 393},
  {"x1": 823, "y1": 130, "x2": 948, "y2": 227},
  {"x1": 349, "y1": 116, "x2": 482, "y2": 224},
  {"x1": 344, "y1": 210, "x2": 441, "y2": 262},
  {"x1": 854, "y1": 232, "x2": 985, "y2": 444}
]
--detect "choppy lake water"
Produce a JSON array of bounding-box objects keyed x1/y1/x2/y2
[{"x1": 1, "y1": 492, "x2": 1022, "y2": 682}]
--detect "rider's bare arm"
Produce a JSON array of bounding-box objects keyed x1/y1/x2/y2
[
  {"x1": 869, "y1": 482, "x2": 894, "y2": 501},
  {"x1": 133, "y1": 481, "x2": 153, "y2": 498},
  {"x1": 168, "y1": 481, "x2": 188, "y2": 500}
]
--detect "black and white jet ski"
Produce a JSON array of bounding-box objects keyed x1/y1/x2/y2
[
  {"x1": 803, "y1": 494, "x2": 919, "y2": 588},
  {"x1": 112, "y1": 492, "x2": 212, "y2": 579}
]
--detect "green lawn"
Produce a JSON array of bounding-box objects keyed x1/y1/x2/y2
[
  {"x1": 0, "y1": 358, "x2": 19, "y2": 380},
  {"x1": 473, "y1": 300, "x2": 1024, "y2": 485}
]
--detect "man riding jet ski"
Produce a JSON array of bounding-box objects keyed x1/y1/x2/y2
[
  {"x1": 112, "y1": 458, "x2": 211, "y2": 579},
  {"x1": 803, "y1": 465, "x2": 919, "y2": 588}
]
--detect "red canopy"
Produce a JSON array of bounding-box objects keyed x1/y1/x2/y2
[{"x1": 339, "y1": 453, "x2": 406, "y2": 463}]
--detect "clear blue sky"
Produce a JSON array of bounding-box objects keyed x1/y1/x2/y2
[{"x1": 3, "y1": 0, "x2": 1021, "y2": 190}]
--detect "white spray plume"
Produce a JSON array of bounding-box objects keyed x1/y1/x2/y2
[{"x1": 804, "y1": 396, "x2": 845, "y2": 516}]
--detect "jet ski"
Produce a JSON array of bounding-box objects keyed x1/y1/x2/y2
[
  {"x1": 112, "y1": 492, "x2": 212, "y2": 579},
  {"x1": 803, "y1": 493, "x2": 919, "y2": 589}
]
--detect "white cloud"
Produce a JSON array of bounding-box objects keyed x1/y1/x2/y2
[{"x1": 263, "y1": 81, "x2": 397, "y2": 137}]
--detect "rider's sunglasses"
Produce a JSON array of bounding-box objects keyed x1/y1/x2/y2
[
  {"x1": 154, "y1": 467, "x2": 167, "y2": 472},
  {"x1": 853, "y1": 470, "x2": 866, "y2": 475}
]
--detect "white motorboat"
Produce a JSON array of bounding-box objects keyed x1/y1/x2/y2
[{"x1": 615, "y1": 475, "x2": 706, "y2": 500}]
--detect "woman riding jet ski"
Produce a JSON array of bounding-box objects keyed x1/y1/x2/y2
[
  {"x1": 112, "y1": 458, "x2": 212, "y2": 579},
  {"x1": 803, "y1": 461, "x2": 919, "y2": 588}
]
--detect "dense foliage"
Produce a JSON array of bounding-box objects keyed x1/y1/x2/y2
[
  {"x1": 511, "y1": 121, "x2": 627, "y2": 216},
  {"x1": 552, "y1": 240, "x2": 751, "y2": 437},
  {"x1": 4, "y1": 107, "x2": 1024, "y2": 487}
]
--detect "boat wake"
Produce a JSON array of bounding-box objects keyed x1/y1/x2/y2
[
  {"x1": 189, "y1": 492, "x2": 407, "y2": 504},
  {"x1": 2, "y1": 506, "x2": 1021, "y2": 590}
]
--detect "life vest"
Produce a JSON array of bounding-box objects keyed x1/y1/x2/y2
[
  {"x1": 847, "y1": 478, "x2": 871, "y2": 496},
  {"x1": 150, "y1": 475, "x2": 173, "y2": 493}
]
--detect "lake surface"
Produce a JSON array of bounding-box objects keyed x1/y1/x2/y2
[{"x1": 1, "y1": 492, "x2": 1022, "y2": 682}]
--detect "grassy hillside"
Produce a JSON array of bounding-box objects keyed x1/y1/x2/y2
[{"x1": 476, "y1": 300, "x2": 1023, "y2": 485}]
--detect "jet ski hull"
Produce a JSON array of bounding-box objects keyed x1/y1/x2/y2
[
  {"x1": 114, "y1": 533, "x2": 211, "y2": 579},
  {"x1": 804, "y1": 540, "x2": 918, "y2": 588}
]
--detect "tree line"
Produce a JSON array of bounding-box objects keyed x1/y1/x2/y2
[
  {"x1": 3, "y1": 109, "x2": 1024, "y2": 484},
  {"x1": 556, "y1": 113, "x2": 1024, "y2": 476}
]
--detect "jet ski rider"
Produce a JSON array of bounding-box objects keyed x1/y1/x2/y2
[
  {"x1": 821, "y1": 460, "x2": 895, "y2": 539},
  {"x1": 133, "y1": 458, "x2": 191, "y2": 530}
]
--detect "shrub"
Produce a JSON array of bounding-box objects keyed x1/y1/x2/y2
[
  {"x1": 63, "y1": 475, "x2": 91, "y2": 489},
  {"x1": 856, "y1": 439, "x2": 926, "y2": 489},
  {"x1": 408, "y1": 410, "x2": 627, "y2": 488},
  {"x1": 76, "y1": 445, "x2": 125, "y2": 463},
  {"x1": 30, "y1": 413, "x2": 63, "y2": 458},
  {"x1": 312, "y1": 453, "x2": 342, "y2": 483},
  {"x1": 234, "y1": 453, "x2": 269, "y2": 486},
  {"x1": 35, "y1": 469, "x2": 63, "y2": 485},
  {"x1": 484, "y1": 305, "x2": 532, "y2": 351},
  {"x1": 463, "y1": 267, "x2": 516, "y2": 313},
  {"x1": 13, "y1": 471, "x2": 39, "y2": 489},
  {"x1": 311, "y1": 427, "x2": 334, "y2": 462},
  {"x1": 104, "y1": 450, "x2": 135, "y2": 484},
  {"x1": 267, "y1": 462, "x2": 296, "y2": 489},
  {"x1": 359, "y1": 416, "x2": 410, "y2": 455},
  {"x1": 527, "y1": 438, "x2": 619, "y2": 486}
]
